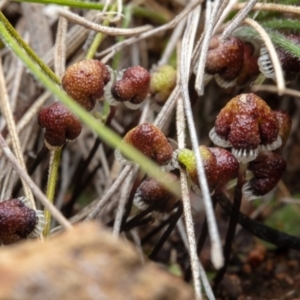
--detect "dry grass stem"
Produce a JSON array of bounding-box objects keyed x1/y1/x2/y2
[
  {"x1": 221, "y1": 0, "x2": 258, "y2": 40},
  {"x1": 180, "y1": 5, "x2": 223, "y2": 270},
  {"x1": 113, "y1": 166, "x2": 137, "y2": 237},
  {"x1": 86, "y1": 165, "x2": 133, "y2": 220},
  {"x1": 0, "y1": 55, "x2": 35, "y2": 208},
  {"x1": 195, "y1": 0, "x2": 221, "y2": 95},
  {"x1": 234, "y1": 2, "x2": 300, "y2": 15},
  {"x1": 176, "y1": 95, "x2": 202, "y2": 300},
  {"x1": 10, "y1": 53, "x2": 24, "y2": 111},
  {"x1": 0, "y1": 133, "x2": 72, "y2": 230},
  {"x1": 243, "y1": 18, "x2": 285, "y2": 94},
  {"x1": 97, "y1": 0, "x2": 202, "y2": 58},
  {"x1": 252, "y1": 85, "x2": 300, "y2": 98},
  {"x1": 214, "y1": 0, "x2": 238, "y2": 32},
  {"x1": 158, "y1": 19, "x2": 186, "y2": 66},
  {"x1": 54, "y1": 16, "x2": 68, "y2": 78},
  {"x1": 56, "y1": 8, "x2": 152, "y2": 37}
]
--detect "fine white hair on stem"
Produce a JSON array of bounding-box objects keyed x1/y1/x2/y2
[
  {"x1": 234, "y1": 2, "x2": 300, "y2": 15},
  {"x1": 220, "y1": 0, "x2": 258, "y2": 41},
  {"x1": 180, "y1": 5, "x2": 224, "y2": 270},
  {"x1": 177, "y1": 95, "x2": 204, "y2": 300},
  {"x1": 55, "y1": 8, "x2": 152, "y2": 36},
  {"x1": 195, "y1": 0, "x2": 222, "y2": 95},
  {"x1": 113, "y1": 166, "x2": 136, "y2": 237},
  {"x1": 0, "y1": 55, "x2": 36, "y2": 209},
  {"x1": 0, "y1": 133, "x2": 72, "y2": 230},
  {"x1": 243, "y1": 18, "x2": 285, "y2": 95}
]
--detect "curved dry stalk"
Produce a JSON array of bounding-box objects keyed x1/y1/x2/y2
[
  {"x1": 243, "y1": 18, "x2": 285, "y2": 95},
  {"x1": 98, "y1": 0, "x2": 202, "y2": 59},
  {"x1": 180, "y1": 6, "x2": 223, "y2": 270},
  {"x1": 0, "y1": 133, "x2": 72, "y2": 230},
  {"x1": 0, "y1": 56, "x2": 35, "y2": 209},
  {"x1": 234, "y1": 2, "x2": 300, "y2": 15},
  {"x1": 220, "y1": 0, "x2": 258, "y2": 41},
  {"x1": 56, "y1": 8, "x2": 152, "y2": 36},
  {"x1": 252, "y1": 84, "x2": 300, "y2": 98},
  {"x1": 101, "y1": 0, "x2": 123, "y2": 23},
  {"x1": 113, "y1": 166, "x2": 136, "y2": 237},
  {"x1": 195, "y1": 0, "x2": 222, "y2": 95},
  {"x1": 44, "y1": 11, "x2": 97, "y2": 67}
]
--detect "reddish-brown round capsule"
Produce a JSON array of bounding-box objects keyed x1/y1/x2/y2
[
  {"x1": 116, "y1": 123, "x2": 173, "y2": 167},
  {"x1": 0, "y1": 197, "x2": 45, "y2": 245},
  {"x1": 111, "y1": 66, "x2": 150, "y2": 109},
  {"x1": 176, "y1": 146, "x2": 239, "y2": 194},
  {"x1": 134, "y1": 174, "x2": 180, "y2": 213},
  {"x1": 209, "y1": 93, "x2": 281, "y2": 163},
  {"x1": 209, "y1": 147, "x2": 239, "y2": 194},
  {"x1": 38, "y1": 102, "x2": 82, "y2": 150},
  {"x1": 243, "y1": 152, "x2": 286, "y2": 200},
  {"x1": 62, "y1": 59, "x2": 111, "y2": 111},
  {"x1": 205, "y1": 34, "x2": 244, "y2": 87},
  {"x1": 258, "y1": 34, "x2": 300, "y2": 81}
]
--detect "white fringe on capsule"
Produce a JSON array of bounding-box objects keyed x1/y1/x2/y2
[
  {"x1": 232, "y1": 148, "x2": 259, "y2": 164},
  {"x1": 258, "y1": 47, "x2": 275, "y2": 79},
  {"x1": 103, "y1": 66, "x2": 124, "y2": 106},
  {"x1": 242, "y1": 181, "x2": 260, "y2": 201},
  {"x1": 214, "y1": 74, "x2": 237, "y2": 89},
  {"x1": 209, "y1": 127, "x2": 232, "y2": 148},
  {"x1": 29, "y1": 210, "x2": 46, "y2": 238},
  {"x1": 259, "y1": 136, "x2": 282, "y2": 152}
]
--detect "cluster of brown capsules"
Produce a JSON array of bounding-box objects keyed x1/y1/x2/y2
[
  {"x1": 38, "y1": 59, "x2": 176, "y2": 150},
  {"x1": 200, "y1": 34, "x2": 300, "y2": 88},
  {"x1": 173, "y1": 93, "x2": 291, "y2": 201}
]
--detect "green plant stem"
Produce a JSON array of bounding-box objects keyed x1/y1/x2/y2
[
  {"x1": 0, "y1": 18, "x2": 181, "y2": 199},
  {"x1": 12, "y1": 0, "x2": 169, "y2": 23},
  {"x1": 0, "y1": 12, "x2": 60, "y2": 84},
  {"x1": 267, "y1": 30, "x2": 300, "y2": 59},
  {"x1": 85, "y1": 2, "x2": 118, "y2": 59},
  {"x1": 112, "y1": 6, "x2": 132, "y2": 69},
  {"x1": 262, "y1": 19, "x2": 300, "y2": 31},
  {"x1": 43, "y1": 148, "x2": 62, "y2": 236}
]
